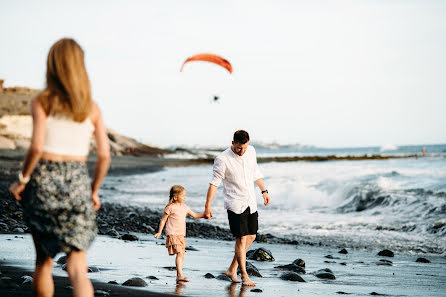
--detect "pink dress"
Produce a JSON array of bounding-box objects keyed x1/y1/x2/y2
[{"x1": 164, "y1": 203, "x2": 190, "y2": 255}]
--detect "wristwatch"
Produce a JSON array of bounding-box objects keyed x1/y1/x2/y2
[
  {"x1": 18, "y1": 172, "x2": 30, "y2": 184},
  {"x1": 261, "y1": 189, "x2": 268, "y2": 194}
]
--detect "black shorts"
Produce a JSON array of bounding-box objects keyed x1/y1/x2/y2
[{"x1": 227, "y1": 207, "x2": 258, "y2": 238}]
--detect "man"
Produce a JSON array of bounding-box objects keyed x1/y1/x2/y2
[{"x1": 204, "y1": 130, "x2": 271, "y2": 287}]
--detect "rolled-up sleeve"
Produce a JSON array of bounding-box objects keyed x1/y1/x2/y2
[{"x1": 210, "y1": 157, "x2": 225, "y2": 187}]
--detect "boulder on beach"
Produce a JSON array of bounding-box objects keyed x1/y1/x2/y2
[
  {"x1": 338, "y1": 248, "x2": 348, "y2": 254},
  {"x1": 216, "y1": 273, "x2": 232, "y2": 282},
  {"x1": 314, "y1": 268, "x2": 336, "y2": 280},
  {"x1": 416, "y1": 257, "x2": 430, "y2": 263},
  {"x1": 237, "y1": 261, "x2": 262, "y2": 277},
  {"x1": 377, "y1": 249, "x2": 394, "y2": 257},
  {"x1": 247, "y1": 247, "x2": 275, "y2": 262},
  {"x1": 119, "y1": 234, "x2": 139, "y2": 241},
  {"x1": 292, "y1": 258, "x2": 305, "y2": 267},
  {"x1": 274, "y1": 263, "x2": 306, "y2": 274},
  {"x1": 204, "y1": 273, "x2": 215, "y2": 279},
  {"x1": 56, "y1": 256, "x2": 67, "y2": 265},
  {"x1": 280, "y1": 272, "x2": 306, "y2": 282},
  {"x1": 122, "y1": 277, "x2": 148, "y2": 287}
]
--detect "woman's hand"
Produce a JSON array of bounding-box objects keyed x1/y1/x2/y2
[
  {"x1": 9, "y1": 182, "x2": 26, "y2": 201},
  {"x1": 91, "y1": 191, "x2": 101, "y2": 211},
  {"x1": 154, "y1": 232, "x2": 161, "y2": 239}
]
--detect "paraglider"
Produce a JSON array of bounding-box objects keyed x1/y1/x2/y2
[{"x1": 180, "y1": 53, "x2": 232, "y2": 74}]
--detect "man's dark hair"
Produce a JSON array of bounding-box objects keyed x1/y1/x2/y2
[{"x1": 233, "y1": 130, "x2": 250, "y2": 144}]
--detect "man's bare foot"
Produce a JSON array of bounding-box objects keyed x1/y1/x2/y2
[
  {"x1": 176, "y1": 277, "x2": 189, "y2": 283},
  {"x1": 225, "y1": 270, "x2": 240, "y2": 283},
  {"x1": 241, "y1": 275, "x2": 256, "y2": 287}
]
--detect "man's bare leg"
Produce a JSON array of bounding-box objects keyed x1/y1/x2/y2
[{"x1": 225, "y1": 234, "x2": 256, "y2": 282}]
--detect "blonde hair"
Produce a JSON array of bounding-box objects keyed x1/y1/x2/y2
[
  {"x1": 167, "y1": 185, "x2": 185, "y2": 205},
  {"x1": 39, "y1": 38, "x2": 93, "y2": 122}
]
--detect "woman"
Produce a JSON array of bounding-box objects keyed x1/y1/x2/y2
[{"x1": 9, "y1": 38, "x2": 110, "y2": 297}]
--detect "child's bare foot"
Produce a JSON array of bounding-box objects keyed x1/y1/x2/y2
[
  {"x1": 176, "y1": 276, "x2": 189, "y2": 283},
  {"x1": 225, "y1": 269, "x2": 240, "y2": 283},
  {"x1": 241, "y1": 274, "x2": 255, "y2": 287}
]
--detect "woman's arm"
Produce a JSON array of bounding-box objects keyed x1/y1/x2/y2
[
  {"x1": 9, "y1": 97, "x2": 46, "y2": 200},
  {"x1": 90, "y1": 103, "x2": 111, "y2": 211},
  {"x1": 154, "y1": 213, "x2": 169, "y2": 238}
]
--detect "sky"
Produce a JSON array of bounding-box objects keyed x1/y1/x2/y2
[{"x1": 1, "y1": 0, "x2": 445, "y2": 148}]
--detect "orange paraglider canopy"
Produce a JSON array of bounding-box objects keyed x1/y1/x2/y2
[{"x1": 180, "y1": 53, "x2": 233, "y2": 74}]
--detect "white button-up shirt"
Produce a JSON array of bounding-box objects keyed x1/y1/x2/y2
[{"x1": 210, "y1": 145, "x2": 264, "y2": 214}]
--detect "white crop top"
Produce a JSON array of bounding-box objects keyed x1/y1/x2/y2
[{"x1": 43, "y1": 116, "x2": 94, "y2": 156}]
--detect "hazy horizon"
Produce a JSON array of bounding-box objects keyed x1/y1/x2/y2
[{"x1": 1, "y1": 0, "x2": 445, "y2": 148}]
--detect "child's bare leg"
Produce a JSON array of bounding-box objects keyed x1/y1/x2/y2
[
  {"x1": 176, "y1": 251, "x2": 188, "y2": 283},
  {"x1": 225, "y1": 234, "x2": 256, "y2": 283}
]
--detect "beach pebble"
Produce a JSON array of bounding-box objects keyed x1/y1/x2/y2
[
  {"x1": 292, "y1": 259, "x2": 305, "y2": 267},
  {"x1": 94, "y1": 290, "x2": 110, "y2": 296},
  {"x1": 274, "y1": 264, "x2": 306, "y2": 274},
  {"x1": 280, "y1": 272, "x2": 306, "y2": 282},
  {"x1": 216, "y1": 273, "x2": 232, "y2": 282},
  {"x1": 416, "y1": 257, "x2": 430, "y2": 263},
  {"x1": 338, "y1": 248, "x2": 348, "y2": 254},
  {"x1": 377, "y1": 249, "x2": 394, "y2": 257},
  {"x1": 340, "y1": 262, "x2": 347, "y2": 266},
  {"x1": 57, "y1": 255, "x2": 67, "y2": 265},
  {"x1": 238, "y1": 262, "x2": 262, "y2": 277},
  {"x1": 314, "y1": 268, "x2": 336, "y2": 280},
  {"x1": 325, "y1": 254, "x2": 340, "y2": 259},
  {"x1": 186, "y1": 246, "x2": 199, "y2": 251},
  {"x1": 247, "y1": 248, "x2": 275, "y2": 262},
  {"x1": 108, "y1": 281, "x2": 118, "y2": 284},
  {"x1": 251, "y1": 288, "x2": 263, "y2": 293},
  {"x1": 204, "y1": 273, "x2": 215, "y2": 279},
  {"x1": 370, "y1": 292, "x2": 384, "y2": 296},
  {"x1": 119, "y1": 234, "x2": 139, "y2": 241},
  {"x1": 122, "y1": 277, "x2": 148, "y2": 287},
  {"x1": 147, "y1": 275, "x2": 159, "y2": 280}
]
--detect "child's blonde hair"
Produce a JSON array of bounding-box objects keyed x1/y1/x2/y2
[{"x1": 167, "y1": 185, "x2": 185, "y2": 205}]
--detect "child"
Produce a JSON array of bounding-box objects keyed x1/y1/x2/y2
[{"x1": 154, "y1": 185, "x2": 205, "y2": 283}]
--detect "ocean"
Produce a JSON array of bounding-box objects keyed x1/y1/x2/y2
[{"x1": 101, "y1": 144, "x2": 446, "y2": 255}]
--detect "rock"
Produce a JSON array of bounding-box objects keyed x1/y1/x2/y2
[
  {"x1": 216, "y1": 274, "x2": 232, "y2": 282},
  {"x1": 376, "y1": 259, "x2": 392, "y2": 266},
  {"x1": 94, "y1": 290, "x2": 110, "y2": 296},
  {"x1": 163, "y1": 266, "x2": 176, "y2": 271},
  {"x1": 237, "y1": 262, "x2": 262, "y2": 277},
  {"x1": 12, "y1": 227, "x2": 24, "y2": 233},
  {"x1": 337, "y1": 292, "x2": 352, "y2": 294},
  {"x1": 185, "y1": 246, "x2": 199, "y2": 251},
  {"x1": 108, "y1": 281, "x2": 118, "y2": 285},
  {"x1": 247, "y1": 248, "x2": 275, "y2": 262},
  {"x1": 57, "y1": 256, "x2": 67, "y2": 265},
  {"x1": 122, "y1": 277, "x2": 147, "y2": 287},
  {"x1": 204, "y1": 273, "x2": 215, "y2": 279},
  {"x1": 325, "y1": 254, "x2": 340, "y2": 259},
  {"x1": 88, "y1": 266, "x2": 100, "y2": 273},
  {"x1": 280, "y1": 272, "x2": 306, "y2": 282},
  {"x1": 416, "y1": 257, "x2": 430, "y2": 263},
  {"x1": 147, "y1": 276, "x2": 159, "y2": 280},
  {"x1": 292, "y1": 259, "x2": 305, "y2": 267},
  {"x1": 340, "y1": 262, "x2": 347, "y2": 266},
  {"x1": 119, "y1": 234, "x2": 139, "y2": 241},
  {"x1": 251, "y1": 288, "x2": 263, "y2": 292},
  {"x1": 106, "y1": 229, "x2": 120, "y2": 237},
  {"x1": 377, "y1": 249, "x2": 394, "y2": 257},
  {"x1": 21, "y1": 275, "x2": 33, "y2": 285},
  {"x1": 338, "y1": 248, "x2": 348, "y2": 254},
  {"x1": 274, "y1": 264, "x2": 306, "y2": 274},
  {"x1": 314, "y1": 268, "x2": 336, "y2": 280},
  {"x1": 370, "y1": 292, "x2": 384, "y2": 296}
]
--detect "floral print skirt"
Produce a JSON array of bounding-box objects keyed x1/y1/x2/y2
[{"x1": 22, "y1": 160, "x2": 98, "y2": 258}]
